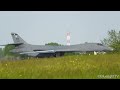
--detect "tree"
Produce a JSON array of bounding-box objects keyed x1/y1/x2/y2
[
  {"x1": 3, "y1": 44, "x2": 15, "y2": 56},
  {"x1": 2, "y1": 45, "x2": 23, "y2": 60},
  {"x1": 0, "y1": 48, "x2": 4, "y2": 58},
  {"x1": 101, "y1": 30, "x2": 120, "y2": 52},
  {"x1": 45, "y1": 42, "x2": 62, "y2": 46}
]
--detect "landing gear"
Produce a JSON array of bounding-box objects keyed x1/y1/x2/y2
[{"x1": 54, "y1": 52, "x2": 64, "y2": 57}]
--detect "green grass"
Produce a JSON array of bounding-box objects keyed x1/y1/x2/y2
[{"x1": 0, "y1": 54, "x2": 120, "y2": 79}]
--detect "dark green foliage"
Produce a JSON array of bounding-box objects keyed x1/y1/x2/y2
[
  {"x1": 2, "y1": 45, "x2": 22, "y2": 59},
  {"x1": 0, "y1": 48, "x2": 4, "y2": 58},
  {"x1": 101, "y1": 30, "x2": 120, "y2": 52},
  {"x1": 45, "y1": 42, "x2": 62, "y2": 46},
  {"x1": 3, "y1": 45, "x2": 15, "y2": 56}
]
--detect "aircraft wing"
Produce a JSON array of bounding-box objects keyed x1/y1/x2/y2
[
  {"x1": 19, "y1": 50, "x2": 56, "y2": 57},
  {"x1": 55, "y1": 49, "x2": 82, "y2": 52},
  {"x1": 20, "y1": 50, "x2": 56, "y2": 54}
]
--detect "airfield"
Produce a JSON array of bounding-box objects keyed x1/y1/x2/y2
[
  {"x1": 0, "y1": 53, "x2": 120, "y2": 79},
  {"x1": 1, "y1": 12, "x2": 120, "y2": 79}
]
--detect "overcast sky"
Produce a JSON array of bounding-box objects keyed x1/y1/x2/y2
[{"x1": 0, "y1": 11, "x2": 120, "y2": 46}]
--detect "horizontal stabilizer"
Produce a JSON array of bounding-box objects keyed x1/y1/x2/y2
[
  {"x1": 0, "y1": 43, "x2": 23, "y2": 47},
  {"x1": 8, "y1": 43, "x2": 23, "y2": 46}
]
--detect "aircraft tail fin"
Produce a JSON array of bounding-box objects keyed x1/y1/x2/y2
[{"x1": 11, "y1": 33, "x2": 28, "y2": 44}]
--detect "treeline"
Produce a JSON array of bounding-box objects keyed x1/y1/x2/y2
[
  {"x1": 45, "y1": 42, "x2": 63, "y2": 46},
  {"x1": 101, "y1": 30, "x2": 120, "y2": 53}
]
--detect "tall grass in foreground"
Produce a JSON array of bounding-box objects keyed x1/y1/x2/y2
[{"x1": 0, "y1": 54, "x2": 120, "y2": 79}]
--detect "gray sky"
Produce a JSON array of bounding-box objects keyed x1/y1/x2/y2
[{"x1": 0, "y1": 11, "x2": 120, "y2": 46}]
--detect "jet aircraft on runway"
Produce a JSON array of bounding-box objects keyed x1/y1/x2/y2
[{"x1": 0, "y1": 33, "x2": 113, "y2": 57}]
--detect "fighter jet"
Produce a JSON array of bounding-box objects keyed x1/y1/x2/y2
[{"x1": 1, "y1": 33, "x2": 113, "y2": 57}]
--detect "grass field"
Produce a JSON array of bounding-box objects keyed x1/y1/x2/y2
[{"x1": 0, "y1": 54, "x2": 120, "y2": 79}]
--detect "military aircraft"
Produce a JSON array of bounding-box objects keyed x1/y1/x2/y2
[{"x1": 0, "y1": 33, "x2": 113, "y2": 57}]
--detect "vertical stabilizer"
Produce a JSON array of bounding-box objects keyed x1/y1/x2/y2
[{"x1": 11, "y1": 33, "x2": 28, "y2": 44}]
